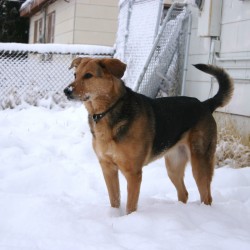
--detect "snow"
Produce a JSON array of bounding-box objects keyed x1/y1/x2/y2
[
  {"x1": 20, "y1": 0, "x2": 44, "y2": 11},
  {"x1": 184, "y1": 0, "x2": 197, "y2": 6},
  {"x1": 1, "y1": 0, "x2": 250, "y2": 247},
  {"x1": 0, "y1": 43, "x2": 114, "y2": 55},
  {"x1": 0, "y1": 104, "x2": 250, "y2": 250}
]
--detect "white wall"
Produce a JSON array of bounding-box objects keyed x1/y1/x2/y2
[
  {"x1": 52, "y1": 0, "x2": 75, "y2": 44},
  {"x1": 29, "y1": 0, "x2": 75, "y2": 44},
  {"x1": 28, "y1": 0, "x2": 118, "y2": 46},
  {"x1": 185, "y1": 0, "x2": 250, "y2": 118},
  {"x1": 74, "y1": 0, "x2": 118, "y2": 45}
]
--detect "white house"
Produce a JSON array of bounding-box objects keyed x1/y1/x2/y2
[
  {"x1": 20, "y1": 0, "x2": 118, "y2": 46},
  {"x1": 185, "y1": 0, "x2": 250, "y2": 143}
]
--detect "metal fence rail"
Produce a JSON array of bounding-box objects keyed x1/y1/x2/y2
[
  {"x1": 135, "y1": 3, "x2": 191, "y2": 98},
  {"x1": 122, "y1": 0, "x2": 163, "y2": 90}
]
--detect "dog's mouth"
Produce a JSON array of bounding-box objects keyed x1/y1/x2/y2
[
  {"x1": 82, "y1": 94, "x2": 90, "y2": 102},
  {"x1": 66, "y1": 94, "x2": 90, "y2": 102},
  {"x1": 64, "y1": 86, "x2": 90, "y2": 102}
]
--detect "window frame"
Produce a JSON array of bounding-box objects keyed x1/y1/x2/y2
[
  {"x1": 34, "y1": 18, "x2": 43, "y2": 43},
  {"x1": 46, "y1": 11, "x2": 55, "y2": 43}
]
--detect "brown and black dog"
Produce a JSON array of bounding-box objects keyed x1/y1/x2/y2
[{"x1": 64, "y1": 57, "x2": 233, "y2": 214}]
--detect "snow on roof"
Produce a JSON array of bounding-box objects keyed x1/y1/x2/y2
[
  {"x1": 0, "y1": 43, "x2": 115, "y2": 55},
  {"x1": 20, "y1": 0, "x2": 39, "y2": 11}
]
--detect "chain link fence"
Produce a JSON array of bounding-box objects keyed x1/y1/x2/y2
[
  {"x1": 0, "y1": 2, "x2": 191, "y2": 109},
  {"x1": 115, "y1": 0, "x2": 163, "y2": 90},
  {"x1": 115, "y1": 1, "x2": 191, "y2": 98},
  {"x1": 0, "y1": 44, "x2": 114, "y2": 109},
  {"x1": 135, "y1": 3, "x2": 191, "y2": 98}
]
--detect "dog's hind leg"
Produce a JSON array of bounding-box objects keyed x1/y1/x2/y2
[
  {"x1": 165, "y1": 145, "x2": 189, "y2": 203},
  {"x1": 190, "y1": 155, "x2": 214, "y2": 205},
  {"x1": 100, "y1": 160, "x2": 120, "y2": 208},
  {"x1": 189, "y1": 118, "x2": 216, "y2": 205}
]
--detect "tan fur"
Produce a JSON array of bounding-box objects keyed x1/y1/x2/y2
[{"x1": 64, "y1": 58, "x2": 231, "y2": 214}]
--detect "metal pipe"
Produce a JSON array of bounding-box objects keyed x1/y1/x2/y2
[
  {"x1": 215, "y1": 55, "x2": 250, "y2": 61},
  {"x1": 154, "y1": 0, "x2": 164, "y2": 39},
  {"x1": 231, "y1": 78, "x2": 250, "y2": 81},
  {"x1": 123, "y1": 0, "x2": 134, "y2": 57},
  {"x1": 181, "y1": 11, "x2": 192, "y2": 96},
  {"x1": 224, "y1": 66, "x2": 250, "y2": 69},
  {"x1": 43, "y1": 6, "x2": 47, "y2": 43}
]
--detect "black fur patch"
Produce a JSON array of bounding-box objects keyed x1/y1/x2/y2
[
  {"x1": 114, "y1": 122, "x2": 130, "y2": 142},
  {"x1": 149, "y1": 96, "x2": 208, "y2": 155},
  {"x1": 108, "y1": 88, "x2": 140, "y2": 142}
]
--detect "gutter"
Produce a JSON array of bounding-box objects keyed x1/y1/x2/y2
[{"x1": 20, "y1": 0, "x2": 53, "y2": 17}]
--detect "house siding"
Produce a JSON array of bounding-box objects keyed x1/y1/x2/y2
[
  {"x1": 185, "y1": 0, "x2": 250, "y2": 141},
  {"x1": 28, "y1": 0, "x2": 118, "y2": 46},
  {"x1": 74, "y1": 0, "x2": 118, "y2": 45}
]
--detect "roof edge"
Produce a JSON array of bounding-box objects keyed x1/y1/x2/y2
[{"x1": 20, "y1": 0, "x2": 50, "y2": 17}]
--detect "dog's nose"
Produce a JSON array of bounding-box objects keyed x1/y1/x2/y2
[{"x1": 64, "y1": 86, "x2": 74, "y2": 99}]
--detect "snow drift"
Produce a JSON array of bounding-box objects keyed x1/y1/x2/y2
[{"x1": 0, "y1": 104, "x2": 250, "y2": 250}]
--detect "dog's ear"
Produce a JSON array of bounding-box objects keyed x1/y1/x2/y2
[
  {"x1": 99, "y1": 58, "x2": 126, "y2": 79},
  {"x1": 69, "y1": 57, "x2": 83, "y2": 70}
]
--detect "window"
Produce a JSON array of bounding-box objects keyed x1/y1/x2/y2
[
  {"x1": 33, "y1": 11, "x2": 55, "y2": 44},
  {"x1": 46, "y1": 11, "x2": 55, "y2": 43},
  {"x1": 34, "y1": 18, "x2": 43, "y2": 43}
]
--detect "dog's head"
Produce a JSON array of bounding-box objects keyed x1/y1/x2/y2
[{"x1": 64, "y1": 57, "x2": 126, "y2": 102}]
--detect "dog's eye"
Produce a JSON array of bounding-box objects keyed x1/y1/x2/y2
[
  {"x1": 74, "y1": 73, "x2": 76, "y2": 79},
  {"x1": 83, "y1": 73, "x2": 93, "y2": 79}
]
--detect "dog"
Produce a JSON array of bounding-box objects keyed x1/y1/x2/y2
[{"x1": 64, "y1": 57, "x2": 234, "y2": 214}]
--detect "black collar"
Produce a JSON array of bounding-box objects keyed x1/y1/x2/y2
[{"x1": 92, "y1": 95, "x2": 124, "y2": 124}]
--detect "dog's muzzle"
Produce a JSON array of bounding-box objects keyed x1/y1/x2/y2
[{"x1": 64, "y1": 86, "x2": 74, "y2": 100}]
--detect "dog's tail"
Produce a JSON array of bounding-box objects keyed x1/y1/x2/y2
[{"x1": 193, "y1": 64, "x2": 234, "y2": 113}]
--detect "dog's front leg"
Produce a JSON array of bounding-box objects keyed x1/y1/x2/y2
[
  {"x1": 100, "y1": 160, "x2": 120, "y2": 208},
  {"x1": 123, "y1": 170, "x2": 142, "y2": 214}
]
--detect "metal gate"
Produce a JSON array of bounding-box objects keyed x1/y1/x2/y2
[
  {"x1": 115, "y1": 0, "x2": 164, "y2": 90},
  {"x1": 115, "y1": 1, "x2": 192, "y2": 98},
  {"x1": 135, "y1": 3, "x2": 192, "y2": 98}
]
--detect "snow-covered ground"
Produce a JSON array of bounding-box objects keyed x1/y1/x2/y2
[{"x1": 0, "y1": 104, "x2": 250, "y2": 250}]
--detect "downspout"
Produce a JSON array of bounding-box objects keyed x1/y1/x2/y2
[
  {"x1": 207, "y1": 37, "x2": 220, "y2": 98},
  {"x1": 73, "y1": 0, "x2": 77, "y2": 44},
  {"x1": 42, "y1": 0, "x2": 53, "y2": 43},
  {"x1": 43, "y1": 6, "x2": 47, "y2": 43}
]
